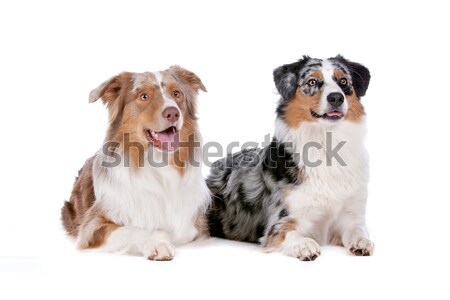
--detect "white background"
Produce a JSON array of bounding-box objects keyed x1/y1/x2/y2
[{"x1": 1, "y1": 0, "x2": 449, "y2": 299}]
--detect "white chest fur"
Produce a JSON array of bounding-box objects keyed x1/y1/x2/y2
[
  {"x1": 92, "y1": 152, "x2": 210, "y2": 245},
  {"x1": 275, "y1": 118, "x2": 369, "y2": 243}
]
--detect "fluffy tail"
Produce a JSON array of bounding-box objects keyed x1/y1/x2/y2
[{"x1": 61, "y1": 201, "x2": 77, "y2": 236}]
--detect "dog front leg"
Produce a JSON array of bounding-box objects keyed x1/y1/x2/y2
[
  {"x1": 78, "y1": 214, "x2": 175, "y2": 261},
  {"x1": 339, "y1": 212, "x2": 374, "y2": 256},
  {"x1": 262, "y1": 218, "x2": 321, "y2": 261}
]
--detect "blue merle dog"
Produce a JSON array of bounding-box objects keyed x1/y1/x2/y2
[{"x1": 206, "y1": 55, "x2": 373, "y2": 261}]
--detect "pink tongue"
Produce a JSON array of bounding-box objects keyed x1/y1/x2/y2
[
  {"x1": 327, "y1": 111, "x2": 343, "y2": 117},
  {"x1": 157, "y1": 130, "x2": 179, "y2": 151}
]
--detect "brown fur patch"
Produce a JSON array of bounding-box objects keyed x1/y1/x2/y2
[
  {"x1": 333, "y1": 69, "x2": 346, "y2": 79},
  {"x1": 164, "y1": 67, "x2": 206, "y2": 175},
  {"x1": 61, "y1": 157, "x2": 121, "y2": 249},
  {"x1": 168, "y1": 66, "x2": 206, "y2": 120},
  {"x1": 110, "y1": 76, "x2": 167, "y2": 170},
  {"x1": 310, "y1": 70, "x2": 324, "y2": 80},
  {"x1": 169, "y1": 65, "x2": 207, "y2": 92},
  {"x1": 170, "y1": 118, "x2": 199, "y2": 175},
  {"x1": 119, "y1": 97, "x2": 165, "y2": 171},
  {"x1": 77, "y1": 208, "x2": 121, "y2": 249},
  {"x1": 165, "y1": 82, "x2": 180, "y2": 102},
  {"x1": 345, "y1": 92, "x2": 365, "y2": 122},
  {"x1": 61, "y1": 157, "x2": 96, "y2": 237},
  {"x1": 264, "y1": 218, "x2": 297, "y2": 249},
  {"x1": 84, "y1": 216, "x2": 120, "y2": 249},
  {"x1": 101, "y1": 73, "x2": 134, "y2": 142},
  {"x1": 284, "y1": 88, "x2": 322, "y2": 128}
]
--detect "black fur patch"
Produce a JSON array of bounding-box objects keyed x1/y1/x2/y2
[
  {"x1": 330, "y1": 55, "x2": 371, "y2": 98},
  {"x1": 262, "y1": 139, "x2": 300, "y2": 184},
  {"x1": 279, "y1": 208, "x2": 288, "y2": 219},
  {"x1": 273, "y1": 55, "x2": 312, "y2": 102},
  {"x1": 207, "y1": 193, "x2": 227, "y2": 238}
]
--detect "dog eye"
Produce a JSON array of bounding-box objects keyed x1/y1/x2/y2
[
  {"x1": 339, "y1": 78, "x2": 348, "y2": 86},
  {"x1": 307, "y1": 79, "x2": 317, "y2": 86},
  {"x1": 173, "y1": 90, "x2": 180, "y2": 98},
  {"x1": 140, "y1": 93, "x2": 149, "y2": 101}
]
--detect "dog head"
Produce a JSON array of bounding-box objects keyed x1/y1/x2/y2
[
  {"x1": 273, "y1": 55, "x2": 370, "y2": 127},
  {"x1": 89, "y1": 66, "x2": 206, "y2": 153}
]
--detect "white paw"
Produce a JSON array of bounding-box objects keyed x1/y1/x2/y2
[
  {"x1": 283, "y1": 235, "x2": 321, "y2": 261},
  {"x1": 143, "y1": 240, "x2": 175, "y2": 261},
  {"x1": 349, "y1": 237, "x2": 374, "y2": 256}
]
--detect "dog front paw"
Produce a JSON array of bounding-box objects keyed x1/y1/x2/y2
[
  {"x1": 143, "y1": 240, "x2": 175, "y2": 261},
  {"x1": 349, "y1": 237, "x2": 374, "y2": 256},
  {"x1": 283, "y1": 236, "x2": 321, "y2": 261}
]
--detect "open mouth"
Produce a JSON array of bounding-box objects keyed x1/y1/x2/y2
[
  {"x1": 145, "y1": 126, "x2": 180, "y2": 151},
  {"x1": 310, "y1": 109, "x2": 344, "y2": 121}
]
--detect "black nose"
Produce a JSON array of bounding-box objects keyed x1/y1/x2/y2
[{"x1": 327, "y1": 92, "x2": 344, "y2": 107}]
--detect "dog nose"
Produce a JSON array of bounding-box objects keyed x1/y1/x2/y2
[
  {"x1": 162, "y1": 107, "x2": 180, "y2": 123},
  {"x1": 327, "y1": 93, "x2": 344, "y2": 107}
]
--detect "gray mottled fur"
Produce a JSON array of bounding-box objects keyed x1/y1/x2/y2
[{"x1": 206, "y1": 55, "x2": 371, "y2": 253}]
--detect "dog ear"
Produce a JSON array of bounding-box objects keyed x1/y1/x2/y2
[
  {"x1": 169, "y1": 66, "x2": 206, "y2": 120},
  {"x1": 273, "y1": 56, "x2": 310, "y2": 101},
  {"x1": 169, "y1": 65, "x2": 207, "y2": 93},
  {"x1": 273, "y1": 63, "x2": 299, "y2": 101},
  {"x1": 334, "y1": 55, "x2": 371, "y2": 98},
  {"x1": 88, "y1": 72, "x2": 130, "y2": 122}
]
